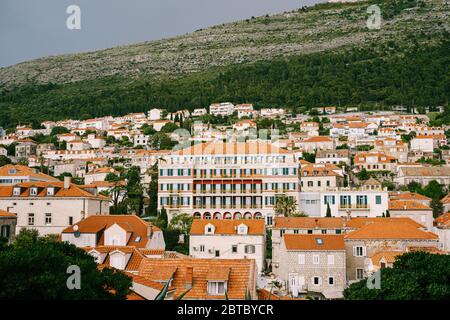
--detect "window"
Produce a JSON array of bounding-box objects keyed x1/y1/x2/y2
[
  {"x1": 298, "y1": 254, "x2": 305, "y2": 265},
  {"x1": 45, "y1": 213, "x2": 52, "y2": 225},
  {"x1": 313, "y1": 255, "x2": 320, "y2": 265},
  {"x1": 28, "y1": 213, "x2": 35, "y2": 226},
  {"x1": 245, "y1": 245, "x2": 255, "y2": 254},
  {"x1": 312, "y1": 276, "x2": 321, "y2": 286},
  {"x1": 207, "y1": 281, "x2": 226, "y2": 295},
  {"x1": 215, "y1": 250, "x2": 220, "y2": 257},
  {"x1": 1, "y1": 225, "x2": 10, "y2": 238},
  {"x1": 47, "y1": 188, "x2": 54, "y2": 196},
  {"x1": 356, "y1": 268, "x2": 364, "y2": 280},
  {"x1": 13, "y1": 187, "x2": 21, "y2": 196},
  {"x1": 380, "y1": 262, "x2": 386, "y2": 269},
  {"x1": 328, "y1": 277, "x2": 334, "y2": 285},
  {"x1": 200, "y1": 245, "x2": 205, "y2": 252},
  {"x1": 327, "y1": 255, "x2": 334, "y2": 265},
  {"x1": 354, "y1": 246, "x2": 366, "y2": 257},
  {"x1": 336, "y1": 229, "x2": 342, "y2": 234},
  {"x1": 69, "y1": 216, "x2": 73, "y2": 225},
  {"x1": 232, "y1": 245, "x2": 238, "y2": 253},
  {"x1": 30, "y1": 188, "x2": 38, "y2": 196},
  {"x1": 376, "y1": 195, "x2": 382, "y2": 205}
]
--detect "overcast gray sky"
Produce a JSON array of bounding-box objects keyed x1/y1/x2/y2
[{"x1": 0, "y1": 0, "x2": 324, "y2": 68}]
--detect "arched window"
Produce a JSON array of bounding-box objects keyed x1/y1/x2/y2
[
  {"x1": 223, "y1": 212, "x2": 232, "y2": 220},
  {"x1": 213, "y1": 212, "x2": 222, "y2": 220},
  {"x1": 244, "y1": 212, "x2": 252, "y2": 220},
  {"x1": 254, "y1": 212, "x2": 263, "y2": 219},
  {"x1": 234, "y1": 212, "x2": 242, "y2": 220},
  {"x1": 204, "y1": 212, "x2": 211, "y2": 220},
  {"x1": 193, "y1": 212, "x2": 201, "y2": 219}
]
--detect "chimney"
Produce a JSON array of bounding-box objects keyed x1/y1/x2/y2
[
  {"x1": 185, "y1": 267, "x2": 193, "y2": 289},
  {"x1": 345, "y1": 209, "x2": 351, "y2": 222},
  {"x1": 64, "y1": 176, "x2": 71, "y2": 189}
]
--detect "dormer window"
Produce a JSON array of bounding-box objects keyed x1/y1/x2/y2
[
  {"x1": 13, "y1": 187, "x2": 21, "y2": 196},
  {"x1": 30, "y1": 187, "x2": 38, "y2": 196},
  {"x1": 46, "y1": 187, "x2": 54, "y2": 196},
  {"x1": 237, "y1": 223, "x2": 248, "y2": 235},
  {"x1": 205, "y1": 223, "x2": 215, "y2": 235},
  {"x1": 8, "y1": 169, "x2": 16, "y2": 174},
  {"x1": 207, "y1": 281, "x2": 227, "y2": 295}
]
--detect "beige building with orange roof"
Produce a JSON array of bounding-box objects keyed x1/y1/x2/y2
[
  {"x1": 344, "y1": 219, "x2": 439, "y2": 282},
  {"x1": 0, "y1": 164, "x2": 59, "y2": 186},
  {"x1": 300, "y1": 163, "x2": 345, "y2": 192},
  {"x1": 395, "y1": 166, "x2": 450, "y2": 186},
  {"x1": 275, "y1": 234, "x2": 346, "y2": 299},
  {"x1": 189, "y1": 219, "x2": 266, "y2": 275},
  {"x1": 388, "y1": 200, "x2": 434, "y2": 230},
  {"x1": 0, "y1": 177, "x2": 110, "y2": 235},
  {"x1": 158, "y1": 141, "x2": 300, "y2": 225},
  {"x1": 354, "y1": 152, "x2": 398, "y2": 172},
  {"x1": 298, "y1": 136, "x2": 335, "y2": 153}
]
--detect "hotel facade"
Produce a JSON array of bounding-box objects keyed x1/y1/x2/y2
[{"x1": 157, "y1": 142, "x2": 300, "y2": 225}]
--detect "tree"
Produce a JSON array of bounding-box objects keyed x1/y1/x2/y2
[
  {"x1": 0, "y1": 229, "x2": 132, "y2": 299},
  {"x1": 0, "y1": 155, "x2": 12, "y2": 167},
  {"x1": 157, "y1": 207, "x2": 168, "y2": 229},
  {"x1": 275, "y1": 196, "x2": 298, "y2": 217},
  {"x1": 125, "y1": 166, "x2": 144, "y2": 216},
  {"x1": 169, "y1": 213, "x2": 194, "y2": 235},
  {"x1": 407, "y1": 181, "x2": 422, "y2": 193},
  {"x1": 420, "y1": 180, "x2": 445, "y2": 200},
  {"x1": 326, "y1": 203, "x2": 332, "y2": 217},
  {"x1": 356, "y1": 168, "x2": 369, "y2": 181},
  {"x1": 145, "y1": 163, "x2": 159, "y2": 216},
  {"x1": 160, "y1": 122, "x2": 179, "y2": 134},
  {"x1": 302, "y1": 152, "x2": 316, "y2": 163},
  {"x1": 385, "y1": 210, "x2": 390, "y2": 217},
  {"x1": 50, "y1": 126, "x2": 70, "y2": 136},
  {"x1": 430, "y1": 198, "x2": 444, "y2": 218},
  {"x1": 344, "y1": 252, "x2": 450, "y2": 300}
]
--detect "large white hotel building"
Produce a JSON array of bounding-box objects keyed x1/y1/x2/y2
[{"x1": 157, "y1": 142, "x2": 300, "y2": 225}]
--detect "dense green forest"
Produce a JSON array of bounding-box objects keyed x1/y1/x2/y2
[{"x1": 0, "y1": 35, "x2": 448, "y2": 128}]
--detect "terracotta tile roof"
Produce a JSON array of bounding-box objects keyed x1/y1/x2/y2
[
  {"x1": 172, "y1": 141, "x2": 288, "y2": 156},
  {"x1": 302, "y1": 136, "x2": 333, "y2": 143},
  {"x1": 354, "y1": 152, "x2": 397, "y2": 164},
  {"x1": 283, "y1": 234, "x2": 345, "y2": 251},
  {"x1": 344, "y1": 222, "x2": 438, "y2": 240},
  {"x1": 206, "y1": 267, "x2": 231, "y2": 281},
  {"x1": 274, "y1": 217, "x2": 344, "y2": 229},
  {"x1": 388, "y1": 200, "x2": 432, "y2": 211},
  {"x1": 138, "y1": 258, "x2": 256, "y2": 300},
  {"x1": 301, "y1": 164, "x2": 340, "y2": 177},
  {"x1": 344, "y1": 217, "x2": 424, "y2": 229},
  {"x1": 434, "y1": 212, "x2": 450, "y2": 228},
  {"x1": 0, "y1": 181, "x2": 107, "y2": 200},
  {"x1": 441, "y1": 194, "x2": 450, "y2": 204},
  {"x1": 407, "y1": 246, "x2": 446, "y2": 254},
  {"x1": 127, "y1": 273, "x2": 165, "y2": 291},
  {"x1": 400, "y1": 166, "x2": 450, "y2": 177},
  {"x1": 190, "y1": 219, "x2": 265, "y2": 235},
  {"x1": 62, "y1": 215, "x2": 160, "y2": 248},
  {"x1": 390, "y1": 192, "x2": 431, "y2": 201},
  {"x1": 0, "y1": 209, "x2": 16, "y2": 217},
  {"x1": 0, "y1": 164, "x2": 59, "y2": 182},
  {"x1": 370, "y1": 250, "x2": 402, "y2": 267}
]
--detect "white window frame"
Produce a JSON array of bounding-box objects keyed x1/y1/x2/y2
[
  {"x1": 28, "y1": 213, "x2": 35, "y2": 226},
  {"x1": 327, "y1": 254, "x2": 335, "y2": 265},
  {"x1": 313, "y1": 254, "x2": 320, "y2": 265},
  {"x1": 298, "y1": 254, "x2": 305, "y2": 265},
  {"x1": 207, "y1": 281, "x2": 226, "y2": 295},
  {"x1": 353, "y1": 246, "x2": 366, "y2": 257},
  {"x1": 45, "y1": 213, "x2": 52, "y2": 226}
]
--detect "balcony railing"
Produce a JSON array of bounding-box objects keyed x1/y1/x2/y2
[
  {"x1": 193, "y1": 204, "x2": 263, "y2": 210},
  {"x1": 338, "y1": 204, "x2": 370, "y2": 210}
]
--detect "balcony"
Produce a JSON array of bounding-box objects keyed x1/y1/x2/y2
[
  {"x1": 193, "y1": 204, "x2": 263, "y2": 210},
  {"x1": 338, "y1": 204, "x2": 370, "y2": 210}
]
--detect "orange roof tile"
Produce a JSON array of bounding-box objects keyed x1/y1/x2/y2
[
  {"x1": 344, "y1": 222, "x2": 438, "y2": 240},
  {"x1": 388, "y1": 200, "x2": 432, "y2": 211},
  {"x1": 172, "y1": 141, "x2": 287, "y2": 156},
  {"x1": 0, "y1": 209, "x2": 16, "y2": 217},
  {"x1": 283, "y1": 234, "x2": 345, "y2": 251},
  {"x1": 370, "y1": 251, "x2": 402, "y2": 267},
  {"x1": 303, "y1": 136, "x2": 333, "y2": 143},
  {"x1": 274, "y1": 217, "x2": 344, "y2": 229},
  {"x1": 138, "y1": 258, "x2": 256, "y2": 300},
  {"x1": 0, "y1": 164, "x2": 59, "y2": 182}
]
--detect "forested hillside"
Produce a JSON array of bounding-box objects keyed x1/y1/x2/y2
[{"x1": 0, "y1": 0, "x2": 448, "y2": 127}]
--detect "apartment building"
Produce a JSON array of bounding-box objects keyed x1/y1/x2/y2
[
  {"x1": 344, "y1": 220, "x2": 439, "y2": 283},
  {"x1": 410, "y1": 136, "x2": 434, "y2": 153},
  {"x1": 354, "y1": 152, "x2": 397, "y2": 172},
  {"x1": 315, "y1": 149, "x2": 350, "y2": 166},
  {"x1": 0, "y1": 165, "x2": 59, "y2": 186},
  {"x1": 373, "y1": 138, "x2": 408, "y2": 163},
  {"x1": 158, "y1": 141, "x2": 300, "y2": 225},
  {"x1": 299, "y1": 136, "x2": 335, "y2": 153},
  {"x1": 388, "y1": 200, "x2": 434, "y2": 230},
  {"x1": 395, "y1": 166, "x2": 450, "y2": 186},
  {"x1": 189, "y1": 219, "x2": 266, "y2": 274},
  {"x1": 300, "y1": 163, "x2": 345, "y2": 192},
  {"x1": 209, "y1": 102, "x2": 235, "y2": 117},
  {"x1": 275, "y1": 234, "x2": 346, "y2": 299},
  {"x1": 299, "y1": 179, "x2": 389, "y2": 218},
  {"x1": 15, "y1": 139, "x2": 37, "y2": 158},
  {"x1": 0, "y1": 177, "x2": 110, "y2": 235}
]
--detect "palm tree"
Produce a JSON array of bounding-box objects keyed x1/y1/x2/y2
[{"x1": 275, "y1": 196, "x2": 298, "y2": 217}]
